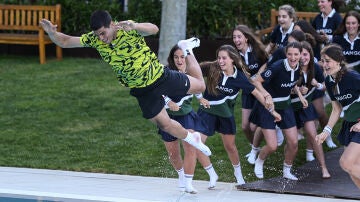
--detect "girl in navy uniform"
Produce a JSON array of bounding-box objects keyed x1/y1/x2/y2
[
  {"x1": 291, "y1": 41, "x2": 331, "y2": 178},
  {"x1": 316, "y1": 44, "x2": 360, "y2": 189},
  {"x1": 265, "y1": 4, "x2": 297, "y2": 55},
  {"x1": 251, "y1": 42, "x2": 304, "y2": 180},
  {"x1": 312, "y1": 0, "x2": 344, "y2": 43},
  {"x1": 294, "y1": 22, "x2": 338, "y2": 149},
  {"x1": 251, "y1": 30, "x2": 308, "y2": 160},
  {"x1": 197, "y1": 45, "x2": 281, "y2": 186},
  {"x1": 333, "y1": 10, "x2": 360, "y2": 72},
  {"x1": 232, "y1": 25, "x2": 268, "y2": 164},
  {"x1": 159, "y1": 45, "x2": 218, "y2": 194}
]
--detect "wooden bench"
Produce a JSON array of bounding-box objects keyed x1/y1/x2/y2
[{"x1": 0, "y1": 4, "x2": 62, "y2": 64}]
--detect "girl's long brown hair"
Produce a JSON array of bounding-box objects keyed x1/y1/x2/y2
[
  {"x1": 321, "y1": 43, "x2": 348, "y2": 94},
  {"x1": 233, "y1": 25, "x2": 268, "y2": 66},
  {"x1": 297, "y1": 41, "x2": 315, "y2": 89},
  {"x1": 200, "y1": 45, "x2": 248, "y2": 96}
]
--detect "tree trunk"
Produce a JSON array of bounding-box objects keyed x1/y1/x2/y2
[{"x1": 158, "y1": 0, "x2": 187, "y2": 64}]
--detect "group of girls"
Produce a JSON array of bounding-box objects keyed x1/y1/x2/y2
[{"x1": 159, "y1": 0, "x2": 360, "y2": 193}]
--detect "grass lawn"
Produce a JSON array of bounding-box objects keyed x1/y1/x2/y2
[{"x1": 0, "y1": 55, "x2": 340, "y2": 183}]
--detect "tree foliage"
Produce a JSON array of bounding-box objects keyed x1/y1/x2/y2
[{"x1": 3, "y1": 0, "x2": 359, "y2": 38}]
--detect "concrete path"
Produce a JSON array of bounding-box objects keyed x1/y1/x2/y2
[{"x1": 0, "y1": 167, "x2": 356, "y2": 202}]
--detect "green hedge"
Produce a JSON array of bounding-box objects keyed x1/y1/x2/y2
[{"x1": 3, "y1": 0, "x2": 357, "y2": 38}]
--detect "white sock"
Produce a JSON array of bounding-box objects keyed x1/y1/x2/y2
[
  {"x1": 204, "y1": 164, "x2": 218, "y2": 188},
  {"x1": 204, "y1": 164, "x2": 217, "y2": 178},
  {"x1": 185, "y1": 174, "x2": 197, "y2": 193},
  {"x1": 233, "y1": 163, "x2": 245, "y2": 185},
  {"x1": 306, "y1": 149, "x2": 315, "y2": 161},
  {"x1": 254, "y1": 157, "x2": 265, "y2": 179},
  {"x1": 283, "y1": 163, "x2": 298, "y2": 180},
  {"x1": 176, "y1": 168, "x2": 185, "y2": 189},
  {"x1": 251, "y1": 145, "x2": 260, "y2": 152}
]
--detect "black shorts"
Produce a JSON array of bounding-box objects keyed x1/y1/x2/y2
[{"x1": 130, "y1": 68, "x2": 190, "y2": 119}]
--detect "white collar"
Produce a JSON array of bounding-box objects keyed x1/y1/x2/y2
[
  {"x1": 328, "y1": 75, "x2": 340, "y2": 94},
  {"x1": 284, "y1": 59, "x2": 299, "y2": 71},
  {"x1": 239, "y1": 46, "x2": 252, "y2": 56},
  {"x1": 239, "y1": 46, "x2": 252, "y2": 65},
  {"x1": 222, "y1": 66, "x2": 238, "y2": 78},
  {"x1": 329, "y1": 75, "x2": 335, "y2": 82},
  {"x1": 344, "y1": 32, "x2": 360, "y2": 41},
  {"x1": 322, "y1": 8, "x2": 336, "y2": 18},
  {"x1": 284, "y1": 59, "x2": 299, "y2": 82},
  {"x1": 280, "y1": 22, "x2": 294, "y2": 35},
  {"x1": 221, "y1": 66, "x2": 238, "y2": 85}
]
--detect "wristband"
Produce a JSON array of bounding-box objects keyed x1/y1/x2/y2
[
  {"x1": 323, "y1": 125, "x2": 332, "y2": 135},
  {"x1": 163, "y1": 96, "x2": 171, "y2": 105},
  {"x1": 195, "y1": 93, "x2": 203, "y2": 99},
  {"x1": 316, "y1": 83, "x2": 324, "y2": 90}
]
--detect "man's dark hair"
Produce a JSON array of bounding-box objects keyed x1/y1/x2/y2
[{"x1": 90, "y1": 10, "x2": 112, "y2": 31}]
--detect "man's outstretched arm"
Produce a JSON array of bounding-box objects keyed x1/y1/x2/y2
[{"x1": 40, "y1": 19, "x2": 82, "y2": 48}]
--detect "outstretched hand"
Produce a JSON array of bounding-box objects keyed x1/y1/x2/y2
[
  {"x1": 114, "y1": 20, "x2": 136, "y2": 31},
  {"x1": 39, "y1": 19, "x2": 57, "y2": 35},
  {"x1": 315, "y1": 132, "x2": 328, "y2": 145}
]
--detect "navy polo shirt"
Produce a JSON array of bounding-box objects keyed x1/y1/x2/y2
[
  {"x1": 261, "y1": 59, "x2": 300, "y2": 109},
  {"x1": 333, "y1": 34, "x2": 360, "y2": 71},
  {"x1": 312, "y1": 10, "x2": 342, "y2": 40},
  {"x1": 291, "y1": 63, "x2": 325, "y2": 109},
  {"x1": 200, "y1": 68, "x2": 255, "y2": 117},
  {"x1": 269, "y1": 23, "x2": 294, "y2": 48},
  {"x1": 325, "y1": 70, "x2": 360, "y2": 122},
  {"x1": 239, "y1": 47, "x2": 265, "y2": 76}
]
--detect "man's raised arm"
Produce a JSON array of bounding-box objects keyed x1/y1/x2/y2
[{"x1": 40, "y1": 19, "x2": 82, "y2": 48}]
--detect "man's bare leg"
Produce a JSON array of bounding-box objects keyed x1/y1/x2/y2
[{"x1": 177, "y1": 37, "x2": 205, "y2": 94}]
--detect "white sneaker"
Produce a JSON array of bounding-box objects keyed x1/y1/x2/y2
[
  {"x1": 246, "y1": 149, "x2": 259, "y2": 165},
  {"x1": 235, "y1": 172, "x2": 246, "y2": 185},
  {"x1": 254, "y1": 158, "x2": 264, "y2": 179},
  {"x1": 185, "y1": 132, "x2": 212, "y2": 156},
  {"x1": 283, "y1": 164, "x2": 298, "y2": 181},
  {"x1": 276, "y1": 126, "x2": 284, "y2": 146},
  {"x1": 177, "y1": 37, "x2": 200, "y2": 50},
  {"x1": 208, "y1": 173, "x2": 218, "y2": 189},
  {"x1": 325, "y1": 135, "x2": 337, "y2": 148},
  {"x1": 283, "y1": 172, "x2": 298, "y2": 180}
]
